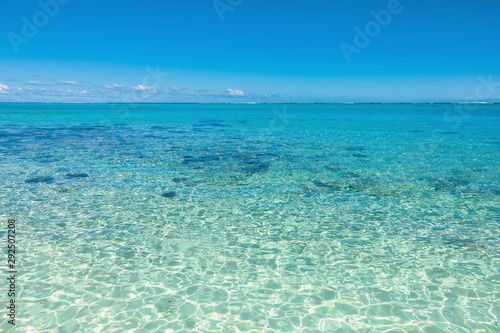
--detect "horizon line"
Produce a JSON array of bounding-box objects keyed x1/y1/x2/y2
[{"x1": 0, "y1": 102, "x2": 499, "y2": 105}]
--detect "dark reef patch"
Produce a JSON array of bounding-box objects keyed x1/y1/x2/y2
[
  {"x1": 422, "y1": 176, "x2": 470, "y2": 192},
  {"x1": 348, "y1": 178, "x2": 377, "y2": 192},
  {"x1": 182, "y1": 155, "x2": 222, "y2": 165},
  {"x1": 344, "y1": 147, "x2": 365, "y2": 152},
  {"x1": 325, "y1": 163, "x2": 341, "y2": 172},
  {"x1": 191, "y1": 128, "x2": 211, "y2": 132},
  {"x1": 193, "y1": 120, "x2": 231, "y2": 128},
  {"x1": 25, "y1": 176, "x2": 55, "y2": 184},
  {"x1": 343, "y1": 172, "x2": 361, "y2": 178},
  {"x1": 244, "y1": 162, "x2": 270, "y2": 176},
  {"x1": 313, "y1": 180, "x2": 342, "y2": 190},
  {"x1": 150, "y1": 126, "x2": 173, "y2": 130},
  {"x1": 65, "y1": 173, "x2": 90, "y2": 179},
  {"x1": 446, "y1": 237, "x2": 487, "y2": 249}
]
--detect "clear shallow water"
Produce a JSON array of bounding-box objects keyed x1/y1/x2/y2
[{"x1": 1, "y1": 103, "x2": 499, "y2": 332}]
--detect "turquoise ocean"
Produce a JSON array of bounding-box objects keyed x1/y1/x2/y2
[{"x1": 1, "y1": 103, "x2": 499, "y2": 332}]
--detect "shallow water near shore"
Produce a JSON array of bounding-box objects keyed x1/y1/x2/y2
[{"x1": 1, "y1": 103, "x2": 499, "y2": 332}]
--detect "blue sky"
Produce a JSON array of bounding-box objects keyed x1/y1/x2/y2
[{"x1": 1, "y1": 0, "x2": 499, "y2": 103}]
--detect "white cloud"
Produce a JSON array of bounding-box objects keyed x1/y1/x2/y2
[
  {"x1": 0, "y1": 83, "x2": 9, "y2": 94},
  {"x1": 57, "y1": 80, "x2": 79, "y2": 85},
  {"x1": 11, "y1": 87, "x2": 77, "y2": 97},
  {"x1": 170, "y1": 86, "x2": 181, "y2": 91},
  {"x1": 80, "y1": 90, "x2": 87, "y2": 94},
  {"x1": 104, "y1": 83, "x2": 124, "y2": 89},
  {"x1": 131, "y1": 85, "x2": 158, "y2": 96},
  {"x1": 27, "y1": 80, "x2": 51, "y2": 85},
  {"x1": 210, "y1": 89, "x2": 247, "y2": 98},
  {"x1": 226, "y1": 89, "x2": 245, "y2": 97},
  {"x1": 133, "y1": 84, "x2": 149, "y2": 91}
]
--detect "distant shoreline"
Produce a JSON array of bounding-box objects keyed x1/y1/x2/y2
[{"x1": 0, "y1": 102, "x2": 499, "y2": 105}]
